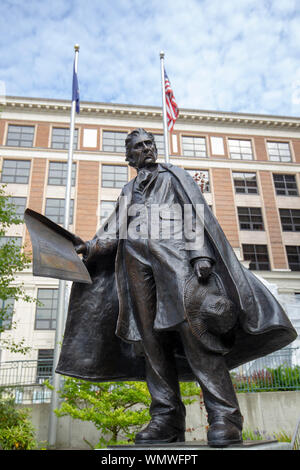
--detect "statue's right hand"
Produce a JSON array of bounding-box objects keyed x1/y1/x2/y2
[
  {"x1": 72, "y1": 236, "x2": 88, "y2": 256},
  {"x1": 75, "y1": 243, "x2": 88, "y2": 255}
]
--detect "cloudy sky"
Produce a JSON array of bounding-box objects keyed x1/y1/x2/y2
[{"x1": 1, "y1": 0, "x2": 300, "y2": 117}]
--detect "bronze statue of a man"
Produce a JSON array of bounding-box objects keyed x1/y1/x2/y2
[{"x1": 56, "y1": 128, "x2": 296, "y2": 447}]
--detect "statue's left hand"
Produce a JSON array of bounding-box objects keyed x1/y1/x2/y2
[{"x1": 193, "y1": 258, "x2": 213, "y2": 281}]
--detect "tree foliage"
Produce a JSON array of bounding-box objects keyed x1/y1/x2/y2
[
  {"x1": 52, "y1": 377, "x2": 200, "y2": 448},
  {"x1": 0, "y1": 183, "x2": 33, "y2": 353}
]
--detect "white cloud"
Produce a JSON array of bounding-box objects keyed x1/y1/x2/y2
[{"x1": 0, "y1": 0, "x2": 300, "y2": 116}]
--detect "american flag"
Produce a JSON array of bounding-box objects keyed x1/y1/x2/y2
[{"x1": 164, "y1": 70, "x2": 179, "y2": 132}]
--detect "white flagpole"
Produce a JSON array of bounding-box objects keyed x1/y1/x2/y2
[
  {"x1": 64, "y1": 43, "x2": 79, "y2": 231},
  {"x1": 48, "y1": 44, "x2": 80, "y2": 448},
  {"x1": 160, "y1": 51, "x2": 169, "y2": 163}
]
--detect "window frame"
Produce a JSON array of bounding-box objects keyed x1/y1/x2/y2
[
  {"x1": 242, "y1": 244, "x2": 270, "y2": 270},
  {"x1": 6, "y1": 124, "x2": 35, "y2": 147},
  {"x1": 0, "y1": 159, "x2": 31, "y2": 184},
  {"x1": 5, "y1": 196, "x2": 27, "y2": 219},
  {"x1": 267, "y1": 141, "x2": 292, "y2": 163},
  {"x1": 51, "y1": 127, "x2": 78, "y2": 150},
  {"x1": 0, "y1": 298, "x2": 14, "y2": 330},
  {"x1": 102, "y1": 130, "x2": 127, "y2": 153},
  {"x1": 273, "y1": 174, "x2": 298, "y2": 196},
  {"x1": 228, "y1": 138, "x2": 254, "y2": 160},
  {"x1": 237, "y1": 207, "x2": 264, "y2": 231},
  {"x1": 232, "y1": 171, "x2": 258, "y2": 194},
  {"x1": 48, "y1": 161, "x2": 77, "y2": 186},
  {"x1": 286, "y1": 246, "x2": 300, "y2": 271},
  {"x1": 181, "y1": 135, "x2": 207, "y2": 158},
  {"x1": 153, "y1": 134, "x2": 165, "y2": 155},
  {"x1": 36, "y1": 349, "x2": 54, "y2": 383},
  {"x1": 101, "y1": 164, "x2": 128, "y2": 189},
  {"x1": 35, "y1": 289, "x2": 58, "y2": 330},
  {"x1": 45, "y1": 198, "x2": 74, "y2": 225},
  {"x1": 279, "y1": 208, "x2": 300, "y2": 232}
]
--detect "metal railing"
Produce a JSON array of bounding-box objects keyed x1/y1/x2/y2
[
  {"x1": 0, "y1": 359, "x2": 53, "y2": 404},
  {"x1": 0, "y1": 348, "x2": 299, "y2": 404},
  {"x1": 231, "y1": 348, "x2": 300, "y2": 393}
]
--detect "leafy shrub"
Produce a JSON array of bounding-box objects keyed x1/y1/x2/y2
[
  {"x1": 232, "y1": 365, "x2": 300, "y2": 392},
  {"x1": 0, "y1": 394, "x2": 37, "y2": 450}
]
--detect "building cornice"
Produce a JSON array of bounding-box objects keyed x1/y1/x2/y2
[{"x1": 2, "y1": 95, "x2": 300, "y2": 131}]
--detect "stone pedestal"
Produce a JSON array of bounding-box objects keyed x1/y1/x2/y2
[{"x1": 108, "y1": 440, "x2": 291, "y2": 451}]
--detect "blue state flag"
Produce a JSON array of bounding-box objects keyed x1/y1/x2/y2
[{"x1": 72, "y1": 60, "x2": 80, "y2": 113}]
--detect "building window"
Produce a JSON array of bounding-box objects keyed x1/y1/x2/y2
[
  {"x1": 101, "y1": 165, "x2": 128, "y2": 188},
  {"x1": 102, "y1": 131, "x2": 127, "y2": 153},
  {"x1": 0, "y1": 298, "x2": 14, "y2": 330},
  {"x1": 100, "y1": 201, "x2": 117, "y2": 224},
  {"x1": 153, "y1": 134, "x2": 165, "y2": 154},
  {"x1": 35, "y1": 289, "x2": 58, "y2": 330},
  {"x1": 279, "y1": 209, "x2": 300, "y2": 232},
  {"x1": 0, "y1": 159, "x2": 31, "y2": 184},
  {"x1": 273, "y1": 174, "x2": 298, "y2": 196},
  {"x1": 36, "y1": 349, "x2": 54, "y2": 383},
  {"x1": 5, "y1": 197, "x2": 27, "y2": 219},
  {"x1": 45, "y1": 198, "x2": 74, "y2": 225},
  {"x1": 186, "y1": 169, "x2": 210, "y2": 192},
  {"x1": 233, "y1": 172, "x2": 258, "y2": 194},
  {"x1": 228, "y1": 139, "x2": 253, "y2": 160},
  {"x1": 6, "y1": 125, "x2": 34, "y2": 147},
  {"x1": 242, "y1": 244, "x2": 270, "y2": 270},
  {"x1": 286, "y1": 246, "x2": 300, "y2": 271},
  {"x1": 51, "y1": 127, "x2": 78, "y2": 150},
  {"x1": 48, "y1": 162, "x2": 76, "y2": 186},
  {"x1": 182, "y1": 136, "x2": 207, "y2": 158},
  {"x1": 237, "y1": 207, "x2": 264, "y2": 230},
  {"x1": 267, "y1": 141, "x2": 292, "y2": 162}
]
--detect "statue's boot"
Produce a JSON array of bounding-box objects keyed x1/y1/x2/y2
[
  {"x1": 207, "y1": 416, "x2": 243, "y2": 447},
  {"x1": 135, "y1": 417, "x2": 185, "y2": 444}
]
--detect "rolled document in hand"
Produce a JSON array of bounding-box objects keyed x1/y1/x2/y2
[{"x1": 24, "y1": 208, "x2": 92, "y2": 284}]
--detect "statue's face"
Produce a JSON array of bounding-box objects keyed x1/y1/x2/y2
[{"x1": 130, "y1": 132, "x2": 157, "y2": 169}]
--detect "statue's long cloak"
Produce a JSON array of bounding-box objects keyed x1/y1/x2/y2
[{"x1": 56, "y1": 164, "x2": 297, "y2": 382}]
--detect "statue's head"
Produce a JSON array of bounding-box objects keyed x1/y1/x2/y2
[{"x1": 125, "y1": 128, "x2": 158, "y2": 169}]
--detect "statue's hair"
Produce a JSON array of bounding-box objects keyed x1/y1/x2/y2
[{"x1": 125, "y1": 128, "x2": 157, "y2": 167}]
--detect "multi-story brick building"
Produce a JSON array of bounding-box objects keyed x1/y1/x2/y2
[{"x1": 0, "y1": 95, "x2": 299, "y2": 366}]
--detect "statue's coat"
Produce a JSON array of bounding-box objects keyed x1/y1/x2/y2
[{"x1": 56, "y1": 164, "x2": 297, "y2": 382}]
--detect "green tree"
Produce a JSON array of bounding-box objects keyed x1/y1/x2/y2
[
  {"x1": 52, "y1": 377, "x2": 200, "y2": 448},
  {"x1": 0, "y1": 183, "x2": 33, "y2": 354},
  {"x1": 0, "y1": 185, "x2": 40, "y2": 450}
]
